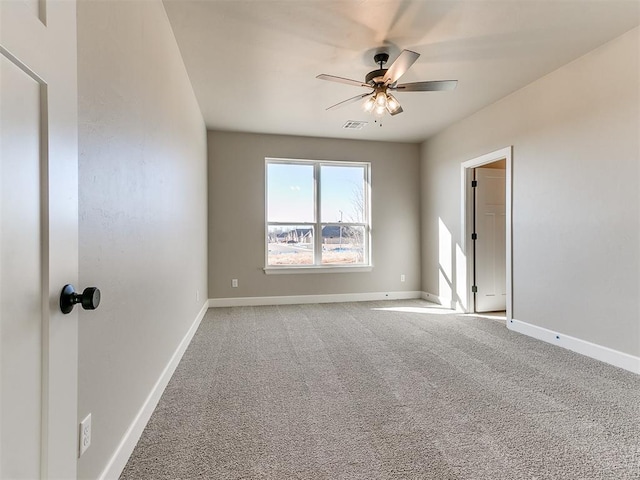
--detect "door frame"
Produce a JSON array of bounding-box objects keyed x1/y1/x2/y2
[{"x1": 460, "y1": 146, "x2": 512, "y2": 320}]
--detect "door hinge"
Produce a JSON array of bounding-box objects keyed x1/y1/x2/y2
[
  {"x1": 471, "y1": 233, "x2": 477, "y2": 240},
  {"x1": 471, "y1": 180, "x2": 478, "y2": 187},
  {"x1": 472, "y1": 285, "x2": 478, "y2": 293}
]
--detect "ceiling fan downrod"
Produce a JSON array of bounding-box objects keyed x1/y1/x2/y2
[{"x1": 365, "y1": 52, "x2": 390, "y2": 85}]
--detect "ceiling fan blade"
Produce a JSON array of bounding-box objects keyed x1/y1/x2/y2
[
  {"x1": 393, "y1": 80, "x2": 458, "y2": 92},
  {"x1": 317, "y1": 74, "x2": 370, "y2": 88},
  {"x1": 326, "y1": 92, "x2": 373, "y2": 111},
  {"x1": 383, "y1": 49, "x2": 420, "y2": 85}
]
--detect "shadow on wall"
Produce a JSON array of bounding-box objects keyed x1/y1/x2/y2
[{"x1": 438, "y1": 217, "x2": 467, "y2": 311}]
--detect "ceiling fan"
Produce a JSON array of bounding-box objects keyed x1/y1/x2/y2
[{"x1": 317, "y1": 50, "x2": 457, "y2": 117}]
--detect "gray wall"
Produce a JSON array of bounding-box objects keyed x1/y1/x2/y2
[
  {"x1": 77, "y1": 1, "x2": 207, "y2": 478},
  {"x1": 208, "y1": 131, "x2": 421, "y2": 299},
  {"x1": 420, "y1": 27, "x2": 639, "y2": 356}
]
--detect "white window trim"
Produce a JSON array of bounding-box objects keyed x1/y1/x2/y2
[
  {"x1": 265, "y1": 157, "x2": 372, "y2": 272},
  {"x1": 263, "y1": 266, "x2": 374, "y2": 275}
]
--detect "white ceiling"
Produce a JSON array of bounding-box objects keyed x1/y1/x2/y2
[{"x1": 163, "y1": 0, "x2": 639, "y2": 143}]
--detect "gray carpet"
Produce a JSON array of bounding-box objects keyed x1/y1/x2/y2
[{"x1": 120, "y1": 300, "x2": 640, "y2": 479}]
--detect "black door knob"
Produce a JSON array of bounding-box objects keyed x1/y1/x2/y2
[{"x1": 60, "y1": 284, "x2": 101, "y2": 314}]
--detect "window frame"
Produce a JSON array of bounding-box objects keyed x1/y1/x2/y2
[{"x1": 264, "y1": 158, "x2": 372, "y2": 273}]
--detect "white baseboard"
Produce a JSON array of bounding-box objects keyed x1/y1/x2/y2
[
  {"x1": 508, "y1": 318, "x2": 640, "y2": 375},
  {"x1": 209, "y1": 291, "x2": 422, "y2": 308},
  {"x1": 421, "y1": 291, "x2": 456, "y2": 309},
  {"x1": 99, "y1": 301, "x2": 209, "y2": 480}
]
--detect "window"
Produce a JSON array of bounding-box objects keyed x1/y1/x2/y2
[{"x1": 266, "y1": 159, "x2": 371, "y2": 269}]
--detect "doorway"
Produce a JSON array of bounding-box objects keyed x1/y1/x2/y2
[{"x1": 460, "y1": 147, "x2": 512, "y2": 320}]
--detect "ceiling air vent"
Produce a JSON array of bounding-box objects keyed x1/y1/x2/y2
[{"x1": 342, "y1": 120, "x2": 368, "y2": 130}]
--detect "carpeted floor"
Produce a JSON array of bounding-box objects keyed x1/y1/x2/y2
[{"x1": 120, "y1": 300, "x2": 640, "y2": 479}]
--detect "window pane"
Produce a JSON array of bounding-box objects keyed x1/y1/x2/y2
[
  {"x1": 267, "y1": 225, "x2": 314, "y2": 265},
  {"x1": 320, "y1": 165, "x2": 365, "y2": 223},
  {"x1": 267, "y1": 163, "x2": 314, "y2": 222},
  {"x1": 321, "y1": 225, "x2": 365, "y2": 265}
]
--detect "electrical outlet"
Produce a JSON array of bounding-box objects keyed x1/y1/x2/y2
[
  {"x1": 400, "y1": 274, "x2": 406, "y2": 282},
  {"x1": 79, "y1": 413, "x2": 91, "y2": 457},
  {"x1": 232, "y1": 279, "x2": 238, "y2": 288}
]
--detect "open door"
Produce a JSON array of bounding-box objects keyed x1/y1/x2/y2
[
  {"x1": 1, "y1": 1, "x2": 79, "y2": 477},
  {"x1": 473, "y1": 167, "x2": 506, "y2": 312}
]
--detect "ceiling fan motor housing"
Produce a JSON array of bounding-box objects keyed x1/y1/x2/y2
[{"x1": 365, "y1": 69, "x2": 387, "y2": 85}]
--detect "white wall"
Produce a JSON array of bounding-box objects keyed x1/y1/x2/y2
[
  {"x1": 421, "y1": 27, "x2": 639, "y2": 357},
  {"x1": 208, "y1": 131, "x2": 421, "y2": 301},
  {"x1": 77, "y1": 1, "x2": 207, "y2": 478}
]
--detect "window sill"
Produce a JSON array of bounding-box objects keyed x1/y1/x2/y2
[{"x1": 264, "y1": 265, "x2": 373, "y2": 275}]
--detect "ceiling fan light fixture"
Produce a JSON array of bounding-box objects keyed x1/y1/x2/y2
[
  {"x1": 363, "y1": 96, "x2": 375, "y2": 112},
  {"x1": 386, "y1": 94, "x2": 400, "y2": 113},
  {"x1": 375, "y1": 91, "x2": 387, "y2": 107},
  {"x1": 374, "y1": 104, "x2": 387, "y2": 116}
]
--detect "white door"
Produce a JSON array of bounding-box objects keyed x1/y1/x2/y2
[
  {"x1": 1, "y1": 1, "x2": 79, "y2": 478},
  {"x1": 474, "y1": 167, "x2": 506, "y2": 312}
]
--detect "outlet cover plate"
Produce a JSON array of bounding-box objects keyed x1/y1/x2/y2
[{"x1": 79, "y1": 413, "x2": 91, "y2": 457}]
